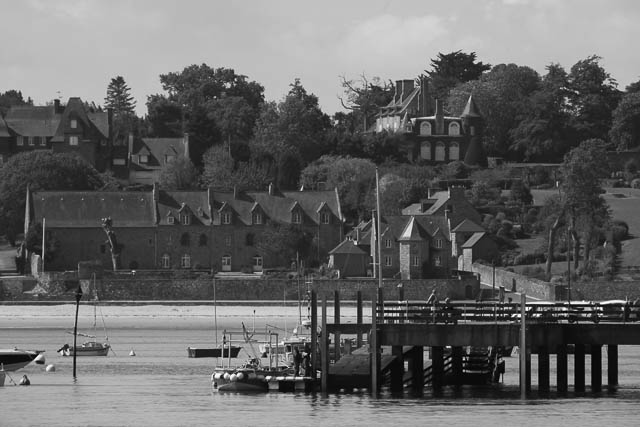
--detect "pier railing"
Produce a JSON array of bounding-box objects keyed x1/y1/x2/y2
[{"x1": 378, "y1": 301, "x2": 640, "y2": 325}]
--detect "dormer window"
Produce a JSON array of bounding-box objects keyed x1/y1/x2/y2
[
  {"x1": 320, "y1": 212, "x2": 330, "y2": 224},
  {"x1": 70, "y1": 119, "x2": 77, "y2": 129},
  {"x1": 385, "y1": 239, "x2": 392, "y2": 248},
  {"x1": 69, "y1": 136, "x2": 79, "y2": 146},
  {"x1": 252, "y1": 212, "x2": 263, "y2": 225},
  {"x1": 222, "y1": 212, "x2": 231, "y2": 224},
  {"x1": 167, "y1": 216, "x2": 175, "y2": 225},
  {"x1": 435, "y1": 239, "x2": 443, "y2": 249},
  {"x1": 139, "y1": 154, "x2": 148, "y2": 164},
  {"x1": 292, "y1": 211, "x2": 301, "y2": 224}
]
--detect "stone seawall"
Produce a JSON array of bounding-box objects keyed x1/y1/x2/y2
[
  {"x1": 470, "y1": 262, "x2": 561, "y2": 300},
  {"x1": 1, "y1": 270, "x2": 481, "y2": 302}
]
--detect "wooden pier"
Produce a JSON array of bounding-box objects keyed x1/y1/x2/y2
[{"x1": 311, "y1": 289, "x2": 640, "y2": 396}]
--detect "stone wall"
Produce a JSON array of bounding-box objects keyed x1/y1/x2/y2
[{"x1": 470, "y1": 262, "x2": 562, "y2": 300}]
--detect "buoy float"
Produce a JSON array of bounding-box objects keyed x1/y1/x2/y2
[
  {"x1": 237, "y1": 372, "x2": 244, "y2": 381},
  {"x1": 35, "y1": 354, "x2": 46, "y2": 365},
  {"x1": 224, "y1": 373, "x2": 230, "y2": 381},
  {"x1": 46, "y1": 364, "x2": 56, "y2": 372},
  {"x1": 129, "y1": 349, "x2": 136, "y2": 356},
  {"x1": 230, "y1": 373, "x2": 238, "y2": 382}
]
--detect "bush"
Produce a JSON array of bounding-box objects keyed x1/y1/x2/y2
[{"x1": 631, "y1": 178, "x2": 640, "y2": 188}]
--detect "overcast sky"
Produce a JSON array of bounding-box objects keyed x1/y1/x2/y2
[{"x1": 2, "y1": 0, "x2": 639, "y2": 116}]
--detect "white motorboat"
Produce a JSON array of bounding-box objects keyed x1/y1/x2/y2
[{"x1": 0, "y1": 348, "x2": 43, "y2": 371}]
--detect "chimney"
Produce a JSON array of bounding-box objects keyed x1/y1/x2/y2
[
  {"x1": 394, "y1": 80, "x2": 402, "y2": 104},
  {"x1": 355, "y1": 227, "x2": 361, "y2": 243},
  {"x1": 128, "y1": 133, "x2": 134, "y2": 161},
  {"x1": 420, "y1": 77, "x2": 433, "y2": 116},
  {"x1": 435, "y1": 99, "x2": 444, "y2": 134},
  {"x1": 183, "y1": 133, "x2": 190, "y2": 159},
  {"x1": 268, "y1": 182, "x2": 274, "y2": 196},
  {"x1": 401, "y1": 79, "x2": 414, "y2": 104},
  {"x1": 233, "y1": 185, "x2": 238, "y2": 199}
]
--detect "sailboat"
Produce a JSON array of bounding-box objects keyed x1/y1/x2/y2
[
  {"x1": 58, "y1": 275, "x2": 111, "y2": 357},
  {"x1": 188, "y1": 278, "x2": 241, "y2": 358}
]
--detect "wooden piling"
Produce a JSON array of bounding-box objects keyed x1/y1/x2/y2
[
  {"x1": 356, "y1": 291, "x2": 363, "y2": 348},
  {"x1": 520, "y1": 293, "x2": 527, "y2": 399},
  {"x1": 608, "y1": 344, "x2": 618, "y2": 387},
  {"x1": 538, "y1": 346, "x2": 550, "y2": 392},
  {"x1": 591, "y1": 344, "x2": 602, "y2": 392},
  {"x1": 432, "y1": 346, "x2": 444, "y2": 390},
  {"x1": 390, "y1": 345, "x2": 404, "y2": 392},
  {"x1": 575, "y1": 344, "x2": 585, "y2": 392},
  {"x1": 557, "y1": 344, "x2": 568, "y2": 392},
  {"x1": 371, "y1": 292, "x2": 379, "y2": 394},
  {"x1": 321, "y1": 296, "x2": 329, "y2": 393},
  {"x1": 334, "y1": 291, "x2": 341, "y2": 362}
]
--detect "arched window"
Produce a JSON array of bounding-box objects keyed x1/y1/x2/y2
[
  {"x1": 420, "y1": 121, "x2": 432, "y2": 136},
  {"x1": 448, "y1": 122, "x2": 460, "y2": 136},
  {"x1": 420, "y1": 142, "x2": 431, "y2": 160},
  {"x1": 181, "y1": 254, "x2": 191, "y2": 269},
  {"x1": 161, "y1": 254, "x2": 170, "y2": 269},
  {"x1": 221, "y1": 255, "x2": 231, "y2": 271},
  {"x1": 198, "y1": 234, "x2": 207, "y2": 247},
  {"x1": 450, "y1": 142, "x2": 460, "y2": 161},
  {"x1": 435, "y1": 142, "x2": 445, "y2": 161}
]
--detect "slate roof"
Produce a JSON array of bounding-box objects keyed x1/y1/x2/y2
[
  {"x1": 31, "y1": 191, "x2": 157, "y2": 228},
  {"x1": 4, "y1": 105, "x2": 59, "y2": 136},
  {"x1": 462, "y1": 232, "x2": 487, "y2": 248},
  {"x1": 0, "y1": 116, "x2": 10, "y2": 137},
  {"x1": 157, "y1": 191, "x2": 212, "y2": 226},
  {"x1": 461, "y1": 94, "x2": 482, "y2": 118},
  {"x1": 210, "y1": 189, "x2": 343, "y2": 226},
  {"x1": 131, "y1": 137, "x2": 186, "y2": 170},
  {"x1": 398, "y1": 217, "x2": 430, "y2": 241},
  {"x1": 452, "y1": 218, "x2": 485, "y2": 233},
  {"x1": 329, "y1": 239, "x2": 369, "y2": 255}
]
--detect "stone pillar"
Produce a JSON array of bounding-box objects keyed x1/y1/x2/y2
[
  {"x1": 557, "y1": 344, "x2": 568, "y2": 393},
  {"x1": 432, "y1": 346, "x2": 445, "y2": 390},
  {"x1": 608, "y1": 344, "x2": 618, "y2": 387},
  {"x1": 390, "y1": 345, "x2": 404, "y2": 392},
  {"x1": 591, "y1": 344, "x2": 602, "y2": 392},
  {"x1": 574, "y1": 344, "x2": 585, "y2": 392},
  {"x1": 538, "y1": 346, "x2": 550, "y2": 392},
  {"x1": 452, "y1": 346, "x2": 464, "y2": 386}
]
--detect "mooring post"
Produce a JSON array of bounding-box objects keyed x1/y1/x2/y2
[
  {"x1": 334, "y1": 290, "x2": 341, "y2": 362},
  {"x1": 371, "y1": 291, "x2": 379, "y2": 394},
  {"x1": 452, "y1": 346, "x2": 464, "y2": 386},
  {"x1": 591, "y1": 344, "x2": 602, "y2": 392},
  {"x1": 520, "y1": 292, "x2": 527, "y2": 399},
  {"x1": 311, "y1": 290, "x2": 318, "y2": 377},
  {"x1": 356, "y1": 291, "x2": 363, "y2": 348},
  {"x1": 321, "y1": 296, "x2": 328, "y2": 393},
  {"x1": 557, "y1": 344, "x2": 568, "y2": 393},
  {"x1": 575, "y1": 344, "x2": 586, "y2": 392},
  {"x1": 608, "y1": 344, "x2": 618, "y2": 387}
]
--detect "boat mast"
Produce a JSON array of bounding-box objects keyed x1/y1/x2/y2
[
  {"x1": 213, "y1": 278, "x2": 218, "y2": 345},
  {"x1": 375, "y1": 168, "x2": 383, "y2": 288}
]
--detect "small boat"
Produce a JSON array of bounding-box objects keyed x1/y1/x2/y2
[
  {"x1": 58, "y1": 341, "x2": 110, "y2": 357},
  {"x1": 0, "y1": 348, "x2": 44, "y2": 371},
  {"x1": 211, "y1": 358, "x2": 291, "y2": 393}
]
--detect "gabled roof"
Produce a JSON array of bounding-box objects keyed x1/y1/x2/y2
[
  {"x1": 31, "y1": 191, "x2": 156, "y2": 228},
  {"x1": 398, "y1": 216, "x2": 430, "y2": 242},
  {"x1": 4, "y1": 105, "x2": 59, "y2": 136},
  {"x1": 462, "y1": 232, "x2": 488, "y2": 248},
  {"x1": 0, "y1": 116, "x2": 10, "y2": 137},
  {"x1": 130, "y1": 137, "x2": 186, "y2": 171},
  {"x1": 452, "y1": 218, "x2": 485, "y2": 233},
  {"x1": 329, "y1": 239, "x2": 369, "y2": 255}
]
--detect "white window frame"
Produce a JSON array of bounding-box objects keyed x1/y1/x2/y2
[
  {"x1": 221, "y1": 255, "x2": 232, "y2": 271},
  {"x1": 222, "y1": 212, "x2": 231, "y2": 224},
  {"x1": 28, "y1": 137, "x2": 35, "y2": 146},
  {"x1": 292, "y1": 211, "x2": 301, "y2": 224},
  {"x1": 412, "y1": 256, "x2": 420, "y2": 267},
  {"x1": 384, "y1": 255, "x2": 392, "y2": 267},
  {"x1": 17, "y1": 136, "x2": 25, "y2": 146},
  {"x1": 112, "y1": 158, "x2": 126, "y2": 166},
  {"x1": 69, "y1": 136, "x2": 79, "y2": 146},
  {"x1": 161, "y1": 254, "x2": 171, "y2": 269},
  {"x1": 384, "y1": 239, "x2": 392, "y2": 248},
  {"x1": 253, "y1": 256, "x2": 263, "y2": 267},
  {"x1": 165, "y1": 155, "x2": 175, "y2": 164},
  {"x1": 167, "y1": 216, "x2": 175, "y2": 225},
  {"x1": 181, "y1": 254, "x2": 191, "y2": 269},
  {"x1": 435, "y1": 239, "x2": 443, "y2": 249},
  {"x1": 70, "y1": 119, "x2": 77, "y2": 129},
  {"x1": 252, "y1": 212, "x2": 262, "y2": 225},
  {"x1": 180, "y1": 213, "x2": 190, "y2": 225},
  {"x1": 139, "y1": 154, "x2": 148, "y2": 164},
  {"x1": 321, "y1": 212, "x2": 330, "y2": 224}
]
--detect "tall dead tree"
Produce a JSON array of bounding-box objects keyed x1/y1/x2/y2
[{"x1": 101, "y1": 217, "x2": 121, "y2": 271}]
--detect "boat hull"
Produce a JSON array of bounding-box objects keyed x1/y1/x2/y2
[
  {"x1": 187, "y1": 346, "x2": 242, "y2": 358},
  {"x1": 60, "y1": 342, "x2": 110, "y2": 357},
  {"x1": 0, "y1": 349, "x2": 42, "y2": 371}
]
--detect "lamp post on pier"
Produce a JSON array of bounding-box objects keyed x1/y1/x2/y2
[{"x1": 73, "y1": 284, "x2": 83, "y2": 378}]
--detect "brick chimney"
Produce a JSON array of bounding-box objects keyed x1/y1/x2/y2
[{"x1": 435, "y1": 99, "x2": 444, "y2": 134}]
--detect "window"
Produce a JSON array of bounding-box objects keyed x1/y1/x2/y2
[
  {"x1": 180, "y1": 232, "x2": 190, "y2": 246},
  {"x1": 162, "y1": 254, "x2": 171, "y2": 268},
  {"x1": 245, "y1": 233, "x2": 254, "y2": 246},
  {"x1": 420, "y1": 121, "x2": 432, "y2": 136},
  {"x1": 420, "y1": 142, "x2": 431, "y2": 160},
  {"x1": 17, "y1": 136, "x2": 25, "y2": 146},
  {"x1": 435, "y1": 142, "x2": 445, "y2": 161},
  {"x1": 252, "y1": 212, "x2": 262, "y2": 225},
  {"x1": 321, "y1": 212, "x2": 330, "y2": 224},
  {"x1": 384, "y1": 255, "x2": 392, "y2": 267},
  {"x1": 167, "y1": 216, "x2": 175, "y2": 225},
  {"x1": 450, "y1": 142, "x2": 459, "y2": 161},
  {"x1": 165, "y1": 155, "x2": 175, "y2": 164},
  {"x1": 69, "y1": 136, "x2": 79, "y2": 146},
  {"x1": 384, "y1": 239, "x2": 392, "y2": 248},
  {"x1": 222, "y1": 212, "x2": 231, "y2": 224},
  {"x1": 448, "y1": 122, "x2": 460, "y2": 136},
  {"x1": 435, "y1": 239, "x2": 443, "y2": 249},
  {"x1": 224, "y1": 236, "x2": 232, "y2": 247},
  {"x1": 28, "y1": 137, "x2": 35, "y2": 146},
  {"x1": 70, "y1": 119, "x2": 77, "y2": 129},
  {"x1": 181, "y1": 254, "x2": 191, "y2": 269},
  {"x1": 180, "y1": 213, "x2": 190, "y2": 225},
  {"x1": 434, "y1": 256, "x2": 442, "y2": 267},
  {"x1": 253, "y1": 256, "x2": 263, "y2": 267},
  {"x1": 412, "y1": 256, "x2": 420, "y2": 267},
  {"x1": 292, "y1": 211, "x2": 301, "y2": 224},
  {"x1": 221, "y1": 255, "x2": 231, "y2": 271},
  {"x1": 198, "y1": 234, "x2": 207, "y2": 247},
  {"x1": 113, "y1": 158, "x2": 126, "y2": 166},
  {"x1": 40, "y1": 136, "x2": 46, "y2": 146},
  {"x1": 139, "y1": 154, "x2": 148, "y2": 164}
]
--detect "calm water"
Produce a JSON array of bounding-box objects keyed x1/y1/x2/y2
[{"x1": 2, "y1": 305, "x2": 640, "y2": 426}]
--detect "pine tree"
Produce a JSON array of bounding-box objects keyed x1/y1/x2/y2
[{"x1": 104, "y1": 76, "x2": 138, "y2": 144}]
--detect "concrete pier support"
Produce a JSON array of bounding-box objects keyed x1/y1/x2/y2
[
  {"x1": 409, "y1": 346, "x2": 424, "y2": 391},
  {"x1": 334, "y1": 291, "x2": 341, "y2": 362},
  {"x1": 608, "y1": 344, "x2": 618, "y2": 387},
  {"x1": 356, "y1": 291, "x2": 363, "y2": 348},
  {"x1": 557, "y1": 344, "x2": 568, "y2": 392},
  {"x1": 591, "y1": 344, "x2": 602, "y2": 392},
  {"x1": 575, "y1": 344, "x2": 585, "y2": 392},
  {"x1": 390, "y1": 345, "x2": 404, "y2": 392},
  {"x1": 538, "y1": 346, "x2": 550, "y2": 392},
  {"x1": 431, "y1": 346, "x2": 445, "y2": 390},
  {"x1": 451, "y1": 346, "x2": 464, "y2": 386}
]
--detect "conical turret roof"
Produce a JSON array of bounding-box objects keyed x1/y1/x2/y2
[{"x1": 461, "y1": 94, "x2": 481, "y2": 118}]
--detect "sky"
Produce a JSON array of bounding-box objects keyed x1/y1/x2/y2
[{"x1": 2, "y1": 0, "x2": 640, "y2": 117}]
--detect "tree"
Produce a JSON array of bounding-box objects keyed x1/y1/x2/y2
[
  {"x1": 338, "y1": 74, "x2": 394, "y2": 132},
  {"x1": 426, "y1": 50, "x2": 491, "y2": 102},
  {"x1": 206, "y1": 96, "x2": 256, "y2": 154},
  {"x1": 104, "y1": 76, "x2": 138, "y2": 144},
  {"x1": 256, "y1": 223, "x2": 314, "y2": 267},
  {"x1": 0, "y1": 90, "x2": 32, "y2": 117},
  {"x1": 610, "y1": 92, "x2": 640, "y2": 151},
  {"x1": 159, "y1": 156, "x2": 200, "y2": 190},
  {"x1": 0, "y1": 151, "x2": 104, "y2": 242}
]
